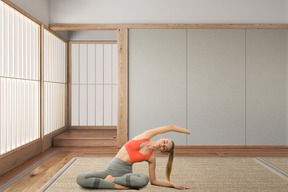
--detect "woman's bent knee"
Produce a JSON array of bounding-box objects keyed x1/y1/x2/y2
[{"x1": 132, "y1": 173, "x2": 149, "y2": 188}]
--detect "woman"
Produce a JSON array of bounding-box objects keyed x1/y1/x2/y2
[{"x1": 77, "y1": 125, "x2": 190, "y2": 190}]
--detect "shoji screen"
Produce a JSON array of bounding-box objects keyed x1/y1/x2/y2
[
  {"x1": 0, "y1": 1, "x2": 40, "y2": 154},
  {"x1": 70, "y1": 43, "x2": 117, "y2": 127},
  {"x1": 44, "y1": 29, "x2": 67, "y2": 135}
]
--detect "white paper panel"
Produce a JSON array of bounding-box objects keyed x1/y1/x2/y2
[
  {"x1": 53, "y1": 84, "x2": 56, "y2": 132},
  {"x1": 79, "y1": 85, "x2": 87, "y2": 125},
  {"x1": 20, "y1": 81, "x2": 27, "y2": 145},
  {"x1": 35, "y1": 82, "x2": 39, "y2": 138},
  {"x1": 4, "y1": 5, "x2": 9, "y2": 77},
  {"x1": 11, "y1": 79, "x2": 16, "y2": 148},
  {"x1": 113, "y1": 85, "x2": 117, "y2": 125},
  {"x1": 29, "y1": 82, "x2": 33, "y2": 140},
  {"x1": 9, "y1": 7, "x2": 14, "y2": 78},
  {"x1": 0, "y1": 79, "x2": 7, "y2": 154},
  {"x1": 71, "y1": 44, "x2": 79, "y2": 84},
  {"x1": 62, "y1": 43, "x2": 68, "y2": 83},
  {"x1": 16, "y1": 80, "x2": 21, "y2": 147},
  {"x1": 45, "y1": 31, "x2": 49, "y2": 81},
  {"x1": 35, "y1": 25, "x2": 39, "y2": 80},
  {"x1": 51, "y1": 35, "x2": 54, "y2": 81},
  {"x1": 112, "y1": 44, "x2": 117, "y2": 84},
  {"x1": 96, "y1": 85, "x2": 103, "y2": 126},
  {"x1": 44, "y1": 30, "x2": 47, "y2": 80},
  {"x1": 14, "y1": 12, "x2": 19, "y2": 77},
  {"x1": 44, "y1": 29, "x2": 66, "y2": 83},
  {"x1": 45, "y1": 83, "x2": 49, "y2": 134},
  {"x1": 24, "y1": 81, "x2": 28, "y2": 142},
  {"x1": 31, "y1": 23, "x2": 35, "y2": 80},
  {"x1": 50, "y1": 83, "x2": 53, "y2": 134},
  {"x1": 44, "y1": 82, "x2": 48, "y2": 134},
  {"x1": 96, "y1": 44, "x2": 104, "y2": 84},
  {"x1": 104, "y1": 44, "x2": 112, "y2": 84},
  {"x1": 104, "y1": 85, "x2": 112, "y2": 125},
  {"x1": 87, "y1": 44, "x2": 95, "y2": 84},
  {"x1": 19, "y1": 15, "x2": 23, "y2": 78},
  {"x1": 23, "y1": 18, "x2": 27, "y2": 79},
  {"x1": 27, "y1": 19, "x2": 31, "y2": 80},
  {"x1": 6, "y1": 79, "x2": 11, "y2": 151},
  {"x1": 87, "y1": 85, "x2": 96, "y2": 125},
  {"x1": 79, "y1": 44, "x2": 87, "y2": 84},
  {"x1": 44, "y1": 82, "x2": 66, "y2": 135},
  {"x1": 71, "y1": 85, "x2": 79, "y2": 126}
]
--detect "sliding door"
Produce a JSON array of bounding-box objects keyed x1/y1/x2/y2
[
  {"x1": 70, "y1": 42, "x2": 118, "y2": 127},
  {"x1": 43, "y1": 29, "x2": 67, "y2": 135},
  {"x1": 0, "y1": 1, "x2": 40, "y2": 154}
]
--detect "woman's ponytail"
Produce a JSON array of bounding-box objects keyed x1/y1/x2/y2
[{"x1": 165, "y1": 141, "x2": 175, "y2": 182}]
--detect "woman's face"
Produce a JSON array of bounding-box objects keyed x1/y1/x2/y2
[{"x1": 156, "y1": 138, "x2": 173, "y2": 152}]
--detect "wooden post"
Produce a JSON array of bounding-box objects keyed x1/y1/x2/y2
[{"x1": 117, "y1": 28, "x2": 128, "y2": 148}]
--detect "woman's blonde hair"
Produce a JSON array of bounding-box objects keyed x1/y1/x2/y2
[{"x1": 165, "y1": 140, "x2": 175, "y2": 182}]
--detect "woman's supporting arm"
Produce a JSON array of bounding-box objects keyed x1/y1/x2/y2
[{"x1": 148, "y1": 155, "x2": 189, "y2": 190}]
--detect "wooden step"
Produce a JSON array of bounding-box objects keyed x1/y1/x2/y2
[{"x1": 53, "y1": 127, "x2": 117, "y2": 147}]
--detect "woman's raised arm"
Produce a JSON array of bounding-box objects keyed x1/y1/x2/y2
[{"x1": 133, "y1": 126, "x2": 190, "y2": 140}]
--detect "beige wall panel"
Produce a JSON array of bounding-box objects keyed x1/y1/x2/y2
[
  {"x1": 187, "y1": 29, "x2": 246, "y2": 145},
  {"x1": 246, "y1": 29, "x2": 288, "y2": 145},
  {"x1": 129, "y1": 29, "x2": 187, "y2": 145}
]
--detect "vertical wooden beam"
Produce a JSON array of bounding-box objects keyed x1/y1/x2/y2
[
  {"x1": 117, "y1": 28, "x2": 128, "y2": 147},
  {"x1": 40, "y1": 23, "x2": 44, "y2": 152}
]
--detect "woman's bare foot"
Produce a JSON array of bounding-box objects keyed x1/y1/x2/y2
[
  {"x1": 104, "y1": 175, "x2": 130, "y2": 189},
  {"x1": 105, "y1": 175, "x2": 115, "y2": 182}
]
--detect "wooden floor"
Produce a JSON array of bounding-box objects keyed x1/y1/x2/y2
[{"x1": 1, "y1": 146, "x2": 288, "y2": 192}]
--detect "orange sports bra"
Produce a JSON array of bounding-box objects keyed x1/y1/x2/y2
[{"x1": 125, "y1": 139, "x2": 153, "y2": 163}]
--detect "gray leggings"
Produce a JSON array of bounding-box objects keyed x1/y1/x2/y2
[{"x1": 77, "y1": 157, "x2": 149, "y2": 189}]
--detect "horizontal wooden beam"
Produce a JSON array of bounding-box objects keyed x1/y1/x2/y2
[
  {"x1": 49, "y1": 24, "x2": 288, "y2": 31},
  {"x1": 50, "y1": 24, "x2": 119, "y2": 31}
]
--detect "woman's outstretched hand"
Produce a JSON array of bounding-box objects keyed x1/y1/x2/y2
[{"x1": 172, "y1": 183, "x2": 190, "y2": 190}]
